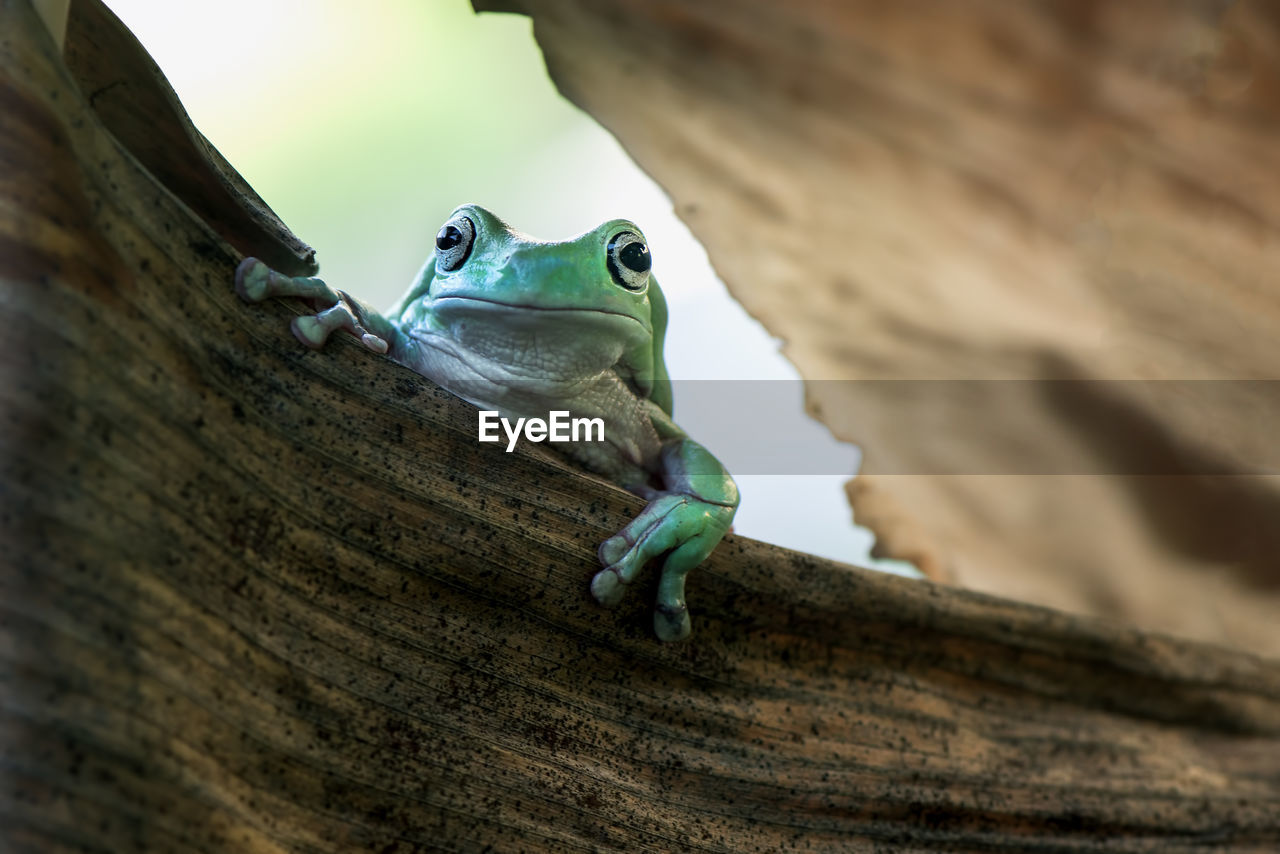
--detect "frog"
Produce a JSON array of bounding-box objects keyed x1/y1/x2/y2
[{"x1": 234, "y1": 203, "x2": 739, "y2": 641}]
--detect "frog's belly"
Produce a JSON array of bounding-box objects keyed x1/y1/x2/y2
[{"x1": 400, "y1": 333, "x2": 664, "y2": 486}]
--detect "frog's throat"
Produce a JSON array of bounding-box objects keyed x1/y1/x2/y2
[
  {"x1": 430, "y1": 295, "x2": 651, "y2": 335},
  {"x1": 406, "y1": 327, "x2": 614, "y2": 392}
]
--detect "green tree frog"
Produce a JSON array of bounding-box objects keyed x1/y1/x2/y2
[{"x1": 235, "y1": 204, "x2": 739, "y2": 641}]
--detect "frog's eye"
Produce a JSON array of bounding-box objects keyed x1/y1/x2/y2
[
  {"x1": 607, "y1": 231, "x2": 651, "y2": 292},
  {"x1": 435, "y1": 215, "x2": 476, "y2": 272}
]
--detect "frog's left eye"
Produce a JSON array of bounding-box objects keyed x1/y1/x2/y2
[
  {"x1": 435, "y1": 215, "x2": 476, "y2": 272},
  {"x1": 607, "y1": 231, "x2": 651, "y2": 292}
]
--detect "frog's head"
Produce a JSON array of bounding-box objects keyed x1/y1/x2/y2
[{"x1": 419, "y1": 203, "x2": 663, "y2": 386}]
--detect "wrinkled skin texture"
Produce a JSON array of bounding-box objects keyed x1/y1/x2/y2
[{"x1": 236, "y1": 204, "x2": 738, "y2": 641}]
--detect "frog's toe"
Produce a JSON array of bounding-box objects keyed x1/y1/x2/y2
[
  {"x1": 590, "y1": 566, "x2": 628, "y2": 608},
  {"x1": 290, "y1": 315, "x2": 330, "y2": 349},
  {"x1": 235, "y1": 257, "x2": 272, "y2": 303},
  {"x1": 597, "y1": 532, "x2": 634, "y2": 568},
  {"x1": 654, "y1": 601, "x2": 691, "y2": 642},
  {"x1": 361, "y1": 333, "x2": 389, "y2": 354},
  {"x1": 651, "y1": 529, "x2": 724, "y2": 642},
  {"x1": 594, "y1": 530, "x2": 650, "y2": 606}
]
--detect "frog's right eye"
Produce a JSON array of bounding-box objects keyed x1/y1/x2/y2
[
  {"x1": 607, "y1": 231, "x2": 651, "y2": 292},
  {"x1": 435, "y1": 215, "x2": 476, "y2": 272}
]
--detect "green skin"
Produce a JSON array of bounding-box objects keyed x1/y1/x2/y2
[{"x1": 235, "y1": 203, "x2": 738, "y2": 641}]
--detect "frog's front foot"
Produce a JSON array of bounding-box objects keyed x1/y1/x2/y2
[
  {"x1": 291, "y1": 308, "x2": 390, "y2": 355},
  {"x1": 235, "y1": 257, "x2": 388, "y2": 354},
  {"x1": 592, "y1": 492, "x2": 735, "y2": 642}
]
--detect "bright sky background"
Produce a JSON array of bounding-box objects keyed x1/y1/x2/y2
[{"x1": 101, "y1": 0, "x2": 919, "y2": 576}]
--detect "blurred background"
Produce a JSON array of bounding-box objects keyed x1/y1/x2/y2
[
  {"x1": 101, "y1": 0, "x2": 919, "y2": 574},
  {"x1": 488, "y1": 0, "x2": 1280, "y2": 657}
]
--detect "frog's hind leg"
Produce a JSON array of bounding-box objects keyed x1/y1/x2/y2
[
  {"x1": 590, "y1": 498, "x2": 717, "y2": 642},
  {"x1": 592, "y1": 435, "x2": 738, "y2": 641},
  {"x1": 592, "y1": 491, "x2": 730, "y2": 642},
  {"x1": 235, "y1": 257, "x2": 388, "y2": 354}
]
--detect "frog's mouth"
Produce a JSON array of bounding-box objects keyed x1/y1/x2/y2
[
  {"x1": 431, "y1": 295, "x2": 651, "y2": 335},
  {"x1": 411, "y1": 294, "x2": 651, "y2": 384}
]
